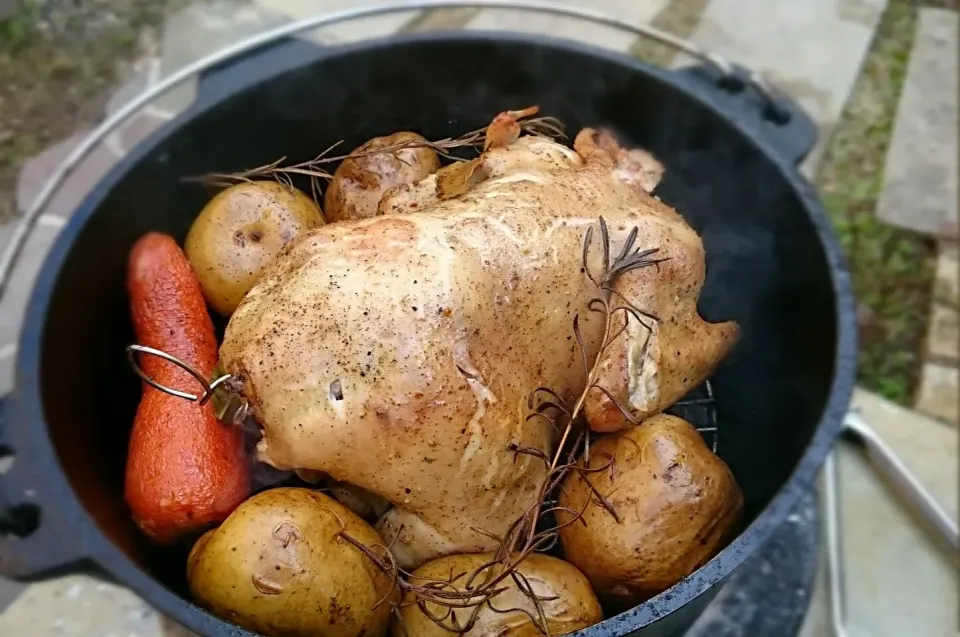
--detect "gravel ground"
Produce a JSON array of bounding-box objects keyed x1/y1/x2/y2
[{"x1": 0, "y1": 0, "x2": 194, "y2": 223}]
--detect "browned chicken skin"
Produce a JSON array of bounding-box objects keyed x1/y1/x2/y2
[{"x1": 219, "y1": 124, "x2": 738, "y2": 569}]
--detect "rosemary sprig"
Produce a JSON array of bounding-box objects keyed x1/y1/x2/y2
[{"x1": 184, "y1": 109, "x2": 566, "y2": 209}]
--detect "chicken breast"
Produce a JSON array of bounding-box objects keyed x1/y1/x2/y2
[{"x1": 219, "y1": 127, "x2": 738, "y2": 568}]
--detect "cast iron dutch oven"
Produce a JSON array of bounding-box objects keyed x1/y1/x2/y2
[{"x1": 0, "y1": 4, "x2": 857, "y2": 636}]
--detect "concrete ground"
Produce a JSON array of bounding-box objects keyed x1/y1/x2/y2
[{"x1": 0, "y1": 1, "x2": 956, "y2": 636}]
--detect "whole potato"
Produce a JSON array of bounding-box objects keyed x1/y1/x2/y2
[
  {"x1": 392, "y1": 553, "x2": 602, "y2": 637},
  {"x1": 187, "y1": 487, "x2": 396, "y2": 637},
  {"x1": 185, "y1": 181, "x2": 324, "y2": 316},
  {"x1": 557, "y1": 414, "x2": 743, "y2": 608},
  {"x1": 324, "y1": 132, "x2": 440, "y2": 222}
]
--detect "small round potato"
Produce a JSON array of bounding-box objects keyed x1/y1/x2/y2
[
  {"x1": 324, "y1": 132, "x2": 440, "y2": 222},
  {"x1": 185, "y1": 181, "x2": 324, "y2": 316},
  {"x1": 392, "y1": 553, "x2": 602, "y2": 637},
  {"x1": 557, "y1": 414, "x2": 743, "y2": 609},
  {"x1": 187, "y1": 487, "x2": 396, "y2": 637}
]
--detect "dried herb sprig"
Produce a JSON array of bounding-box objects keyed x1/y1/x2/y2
[
  {"x1": 339, "y1": 216, "x2": 666, "y2": 635},
  {"x1": 186, "y1": 107, "x2": 565, "y2": 208}
]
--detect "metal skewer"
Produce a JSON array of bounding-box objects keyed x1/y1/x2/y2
[{"x1": 126, "y1": 344, "x2": 232, "y2": 405}]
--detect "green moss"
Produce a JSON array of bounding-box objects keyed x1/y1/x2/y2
[
  {"x1": 0, "y1": 1, "x2": 39, "y2": 49},
  {"x1": 815, "y1": 0, "x2": 938, "y2": 404}
]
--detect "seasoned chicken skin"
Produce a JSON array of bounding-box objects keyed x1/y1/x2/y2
[{"x1": 219, "y1": 127, "x2": 738, "y2": 568}]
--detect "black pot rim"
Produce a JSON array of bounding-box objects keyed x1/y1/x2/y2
[{"x1": 14, "y1": 30, "x2": 858, "y2": 636}]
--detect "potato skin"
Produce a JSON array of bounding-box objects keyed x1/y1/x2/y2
[
  {"x1": 392, "y1": 553, "x2": 602, "y2": 637},
  {"x1": 185, "y1": 181, "x2": 324, "y2": 316},
  {"x1": 324, "y1": 132, "x2": 440, "y2": 222},
  {"x1": 557, "y1": 414, "x2": 743, "y2": 608},
  {"x1": 187, "y1": 487, "x2": 396, "y2": 637}
]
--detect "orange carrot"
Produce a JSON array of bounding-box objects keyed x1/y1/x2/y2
[{"x1": 125, "y1": 232, "x2": 250, "y2": 544}]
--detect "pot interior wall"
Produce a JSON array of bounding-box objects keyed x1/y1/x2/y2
[{"x1": 37, "y1": 36, "x2": 836, "y2": 600}]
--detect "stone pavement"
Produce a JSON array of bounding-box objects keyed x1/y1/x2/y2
[
  {"x1": 876, "y1": 8, "x2": 958, "y2": 240},
  {"x1": 873, "y1": 7, "x2": 959, "y2": 426},
  {"x1": 680, "y1": 0, "x2": 887, "y2": 176},
  {"x1": 0, "y1": 1, "x2": 956, "y2": 636},
  {"x1": 464, "y1": 0, "x2": 670, "y2": 50},
  {"x1": 799, "y1": 389, "x2": 958, "y2": 637},
  {"x1": 0, "y1": 576, "x2": 174, "y2": 637}
]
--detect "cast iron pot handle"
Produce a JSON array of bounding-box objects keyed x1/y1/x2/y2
[
  {"x1": 0, "y1": 395, "x2": 89, "y2": 578},
  {"x1": 823, "y1": 412, "x2": 960, "y2": 637},
  {"x1": 671, "y1": 63, "x2": 817, "y2": 166},
  {"x1": 0, "y1": 0, "x2": 817, "y2": 298}
]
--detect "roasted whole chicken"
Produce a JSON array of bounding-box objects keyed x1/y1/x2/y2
[{"x1": 218, "y1": 120, "x2": 739, "y2": 569}]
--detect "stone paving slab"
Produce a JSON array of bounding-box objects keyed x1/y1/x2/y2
[
  {"x1": 0, "y1": 576, "x2": 24, "y2": 616},
  {"x1": 916, "y1": 363, "x2": 959, "y2": 425},
  {"x1": 254, "y1": 0, "x2": 422, "y2": 44},
  {"x1": 6, "y1": 126, "x2": 125, "y2": 355},
  {"x1": 876, "y1": 7, "x2": 958, "y2": 238},
  {"x1": 15, "y1": 130, "x2": 122, "y2": 221},
  {"x1": 103, "y1": 25, "x2": 166, "y2": 117},
  {"x1": 464, "y1": 0, "x2": 671, "y2": 52},
  {"x1": 162, "y1": 618, "x2": 200, "y2": 637},
  {"x1": 404, "y1": 7, "x2": 480, "y2": 32},
  {"x1": 799, "y1": 388, "x2": 959, "y2": 637},
  {"x1": 928, "y1": 304, "x2": 959, "y2": 362},
  {"x1": 0, "y1": 220, "x2": 63, "y2": 355},
  {"x1": 0, "y1": 574, "x2": 168, "y2": 637},
  {"x1": 157, "y1": 0, "x2": 293, "y2": 116},
  {"x1": 104, "y1": 57, "x2": 177, "y2": 156},
  {"x1": 0, "y1": 125, "x2": 126, "y2": 397},
  {"x1": 105, "y1": 57, "x2": 161, "y2": 119},
  {"x1": 917, "y1": 240, "x2": 959, "y2": 425},
  {"x1": 110, "y1": 111, "x2": 173, "y2": 156},
  {"x1": 934, "y1": 242, "x2": 959, "y2": 308},
  {"x1": 682, "y1": 0, "x2": 886, "y2": 175}
]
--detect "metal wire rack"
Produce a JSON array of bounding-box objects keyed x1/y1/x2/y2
[{"x1": 668, "y1": 379, "x2": 720, "y2": 453}]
